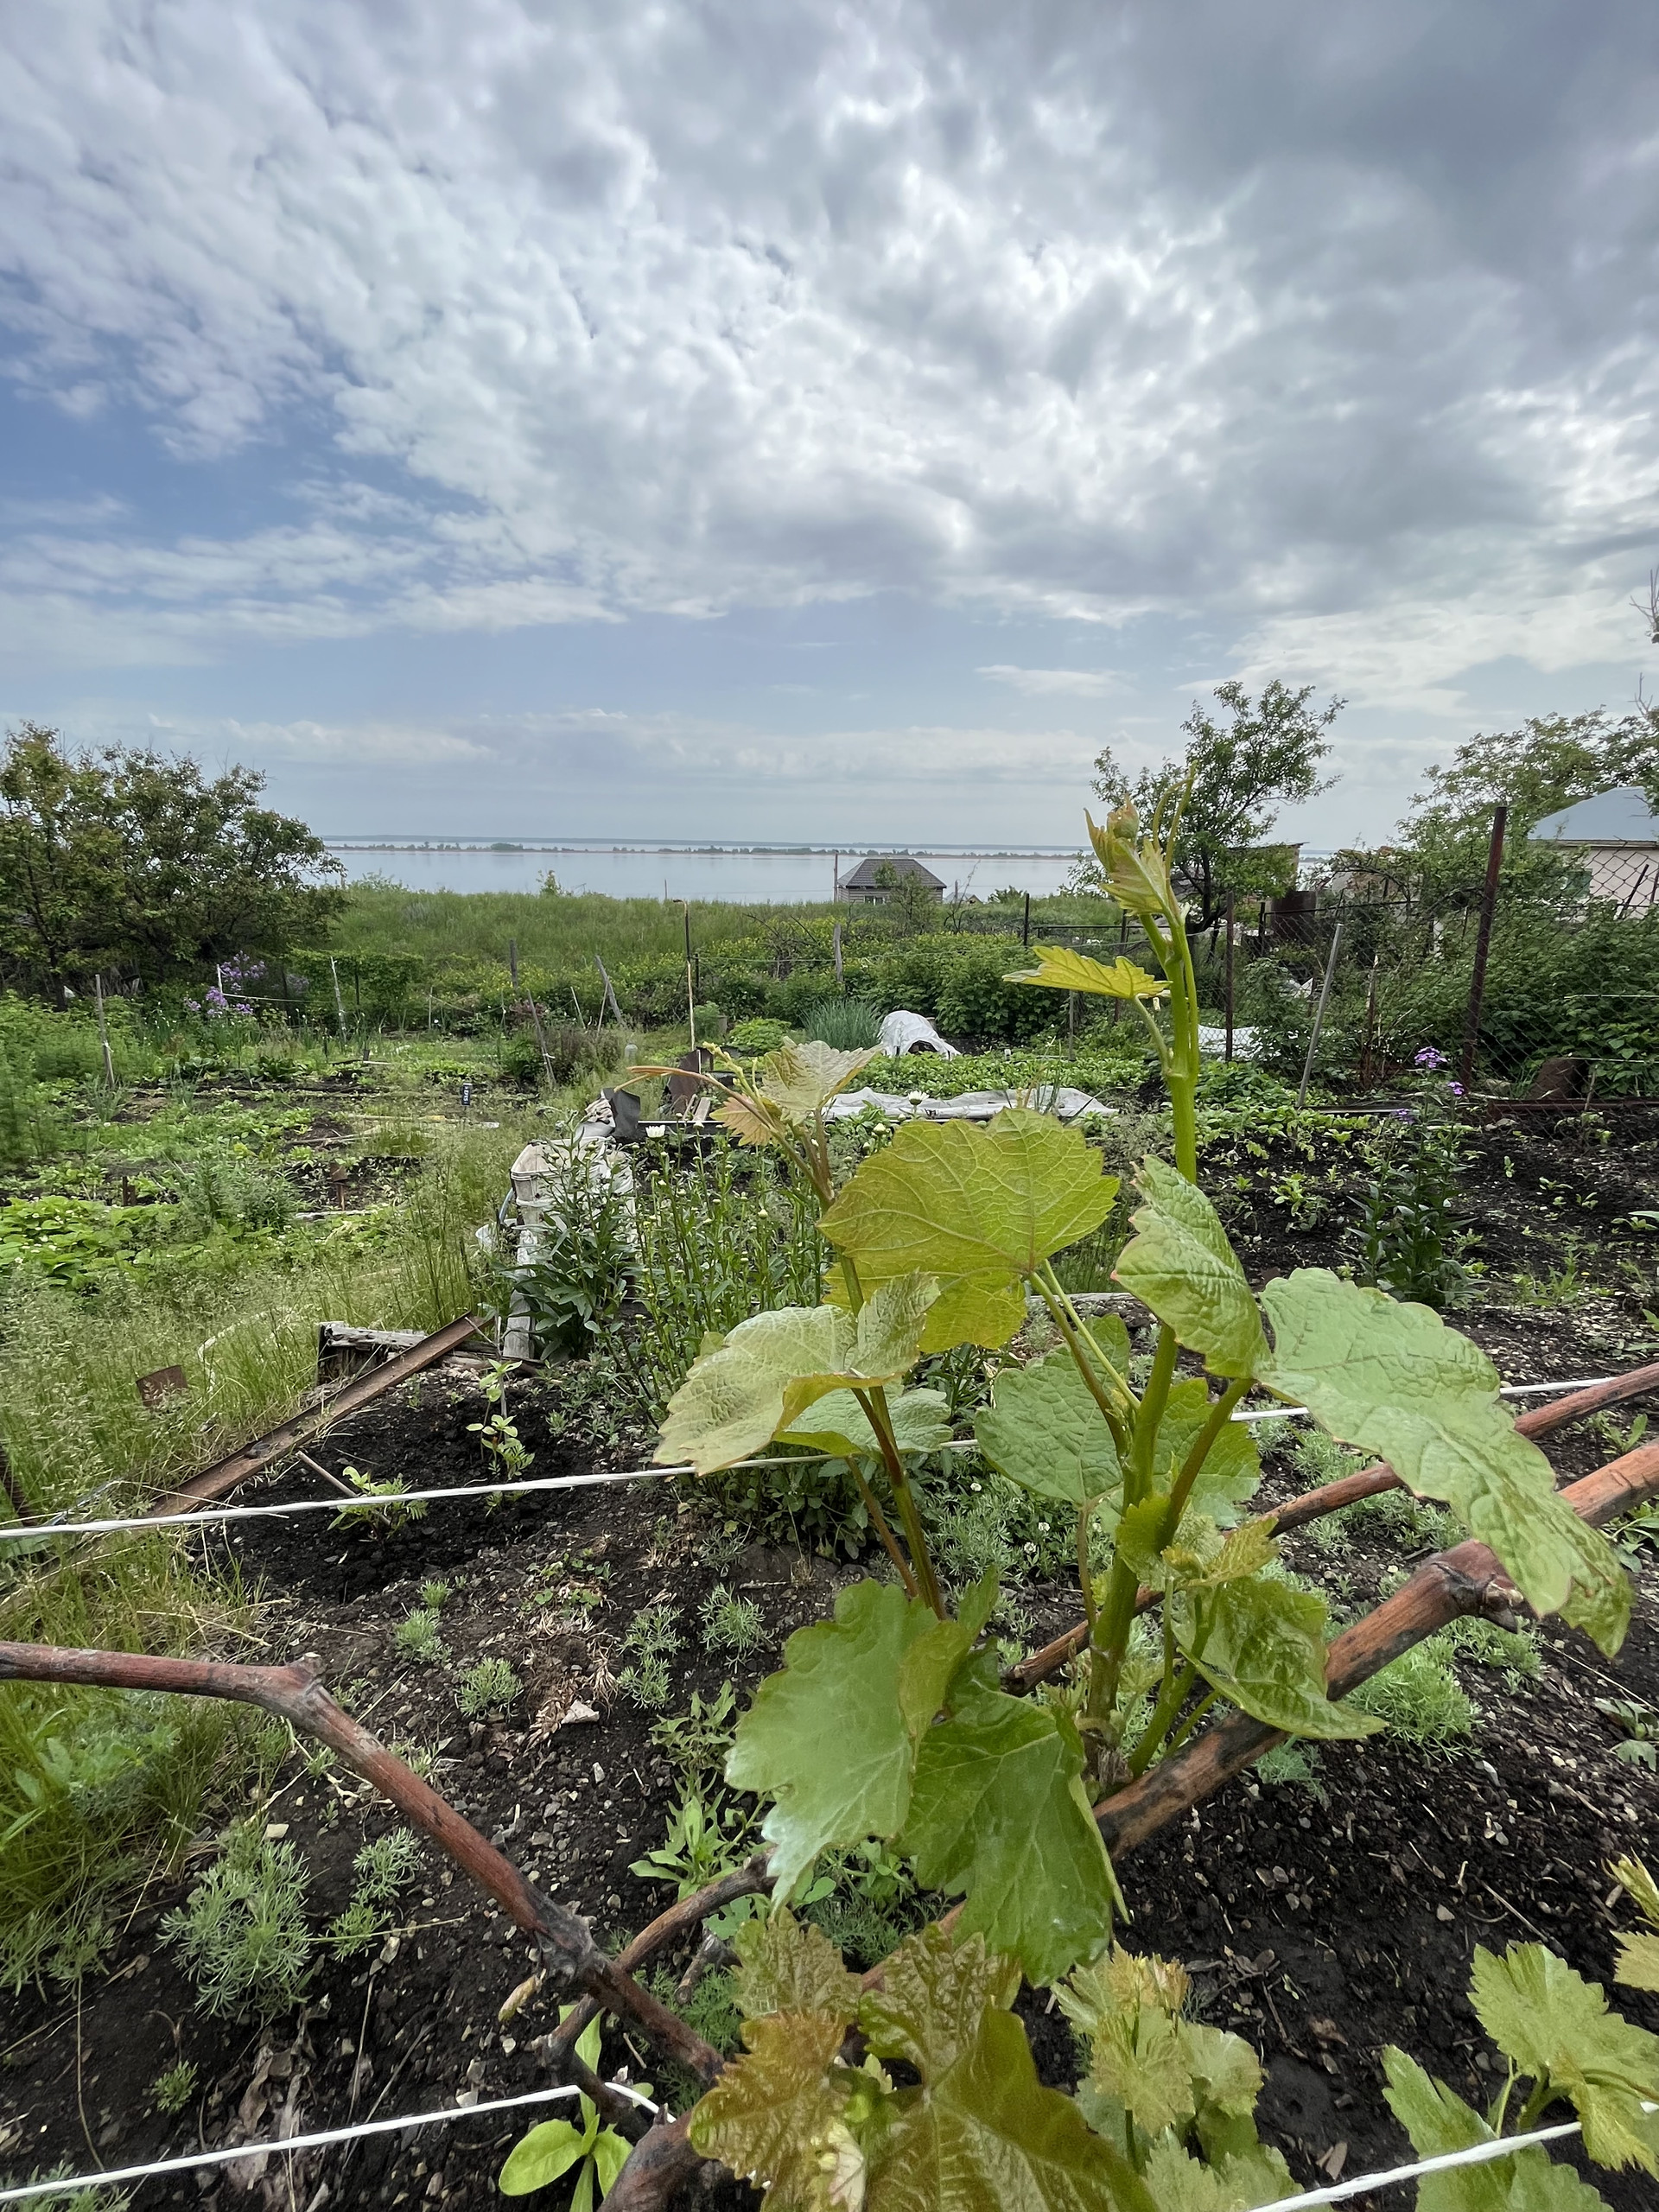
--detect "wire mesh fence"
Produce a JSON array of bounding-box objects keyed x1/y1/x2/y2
[{"x1": 1190, "y1": 832, "x2": 1659, "y2": 1102}]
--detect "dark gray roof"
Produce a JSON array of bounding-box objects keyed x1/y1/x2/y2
[{"x1": 840, "y1": 853, "x2": 945, "y2": 890}]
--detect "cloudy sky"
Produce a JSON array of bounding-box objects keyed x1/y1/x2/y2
[{"x1": 3, "y1": 1, "x2": 1659, "y2": 849}]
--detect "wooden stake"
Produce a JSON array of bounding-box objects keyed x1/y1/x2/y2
[{"x1": 92, "y1": 973, "x2": 116, "y2": 1086}]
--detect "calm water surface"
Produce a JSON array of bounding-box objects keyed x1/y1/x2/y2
[{"x1": 328, "y1": 844, "x2": 1084, "y2": 902}]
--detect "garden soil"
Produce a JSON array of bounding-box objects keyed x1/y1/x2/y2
[{"x1": 5, "y1": 1105, "x2": 1659, "y2": 2210}]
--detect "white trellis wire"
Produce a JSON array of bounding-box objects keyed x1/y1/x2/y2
[
  {"x1": 0, "y1": 1375, "x2": 1619, "y2": 1544},
  {"x1": 7, "y1": 2101, "x2": 1656, "y2": 2209},
  {"x1": 0, "y1": 2081, "x2": 661, "y2": 2205}
]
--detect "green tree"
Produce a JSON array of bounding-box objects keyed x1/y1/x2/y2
[
  {"x1": 1079, "y1": 679, "x2": 1341, "y2": 927},
  {"x1": 0, "y1": 723, "x2": 345, "y2": 995},
  {"x1": 870, "y1": 861, "x2": 944, "y2": 937},
  {"x1": 1393, "y1": 703, "x2": 1659, "y2": 899}
]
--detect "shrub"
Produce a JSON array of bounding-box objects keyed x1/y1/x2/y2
[
  {"x1": 161, "y1": 1824, "x2": 313, "y2": 2018},
  {"x1": 728, "y1": 1018, "x2": 790, "y2": 1056}
]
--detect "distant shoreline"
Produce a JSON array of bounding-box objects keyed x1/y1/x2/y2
[{"x1": 325, "y1": 839, "x2": 1082, "y2": 859}]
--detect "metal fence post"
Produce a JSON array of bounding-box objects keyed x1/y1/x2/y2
[
  {"x1": 1295, "y1": 923, "x2": 1343, "y2": 1110},
  {"x1": 1459, "y1": 804, "x2": 1507, "y2": 1092},
  {"x1": 1224, "y1": 895, "x2": 1235, "y2": 1063}
]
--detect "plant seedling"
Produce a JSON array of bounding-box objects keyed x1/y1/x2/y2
[
  {"x1": 498, "y1": 2009, "x2": 645, "y2": 2206},
  {"x1": 454, "y1": 1658, "x2": 522, "y2": 1718}
]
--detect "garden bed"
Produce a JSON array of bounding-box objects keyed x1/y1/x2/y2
[
  {"x1": 3, "y1": 1322, "x2": 1657, "y2": 2211},
  {"x1": 7, "y1": 1085, "x2": 1659, "y2": 2210}
]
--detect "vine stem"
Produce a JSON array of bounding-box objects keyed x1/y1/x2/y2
[{"x1": 0, "y1": 1643, "x2": 724, "y2": 2107}]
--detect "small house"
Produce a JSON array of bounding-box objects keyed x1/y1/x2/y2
[
  {"x1": 836, "y1": 854, "x2": 946, "y2": 906},
  {"x1": 1529, "y1": 787, "x2": 1659, "y2": 911}
]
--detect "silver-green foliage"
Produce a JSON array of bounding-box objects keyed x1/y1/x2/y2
[{"x1": 161, "y1": 1823, "x2": 312, "y2": 2019}]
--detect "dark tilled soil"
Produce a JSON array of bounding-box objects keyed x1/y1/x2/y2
[{"x1": 6, "y1": 1119, "x2": 1659, "y2": 2210}]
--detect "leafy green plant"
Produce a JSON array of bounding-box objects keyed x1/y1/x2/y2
[
  {"x1": 160, "y1": 1822, "x2": 313, "y2": 2019},
  {"x1": 393, "y1": 1607, "x2": 446, "y2": 1663},
  {"x1": 1596, "y1": 1695, "x2": 1656, "y2": 1770},
  {"x1": 698, "y1": 1585, "x2": 767, "y2": 1659},
  {"x1": 150, "y1": 2058, "x2": 198, "y2": 2114},
  {"x1": 329, "y1": 1466, "x2": 428, "y2": 1533},
  {"x1": 468, "y1": 1362, "x2": 535, "y2": 1489},
  {"x1": 801, "y1": 998, "x2": 883, "y2": 1049},
  {"x1": 1357, "y1": 1103, "x2": 1475, "y2": 1310},
  {"x1": 640, "y1": 796, "x2": 1634, "y2": 2199},
  {"x1": 630, "y1": 1786, "x2": 756, "y2": 1898},
  {"x1": 454, "y1": 1658, "x2": 522, "y2": 1718},
  {"x1": 728, "y1": 1017, "x2": 791, "y2": 1056},
  {"x1": 492, "y1": 1139, "x2": 635, "y2": 1355},
  {"x1": 499, "y1": 2008, "x2": 645, "y2": 2206},
  {"x1": 419, "y1": 1577, "x2": 453, "y2": 1611},
  {"x1": 617, "y1": 1603, "x2": 683, "y2": 1712}
]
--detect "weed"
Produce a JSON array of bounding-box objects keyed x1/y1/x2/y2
[
  {"x1": 1595, "y1": 1697, "x2": 1657, "y2": 1770},
  {"x1": 330, "y1": 1468, "x2": 428, "y2": 1533},
  {"x1": 393, "y1": 1608, "x2": 447, "y2": 1664},
  {"x1": 151, "y1": 2059, "x2": 199, "y2": 2114},
  {"x1": 1611, "y1": 1501, "x2": 1659, "y2": 1573},
  {"x1": 630, "y1": 1787, "x2": 756, "y2": 1897},
  {"x1": 1349, "y1": 1633, "x2": 1475, "y2": 1747},
  {"x1": 618, "y1": 1604, "x2": 683, "y2": 1712},
  {"x1": 1357, "y1": 1109, "x2": 1474, "y2": 1310},
  {"x1": 1253, "y1": 1740, "x2": 1327, "y2": 1803},
  {"x1": 649, "y1": 1684, "x2": 739, "y2": 1785},
  {"x1": 1446, "y1": 1615, "x2": 1540, "y2": 1686},
  {"x1": 161, "y1": 1823, "x2": 313, "y2": 2018},
  {"x1": 327, "y1": 1828, "x2": 423, "y2": 1955},
  {"x1": 419, "y1": 1578, "x2": 453, "y2": 1611},
  {"x1": 697, "y1": 1586, "x2": 767, "y2": 1660},
  {"x1": 455, "y1": 1659, "x2": 523, "y2": 1718}
]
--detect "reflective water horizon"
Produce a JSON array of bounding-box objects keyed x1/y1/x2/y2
[{"x1": 327, "y1": 842, "x2": 1087, "y2": 902}]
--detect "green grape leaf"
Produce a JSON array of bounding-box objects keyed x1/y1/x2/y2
[
  {"x1": 1181, "y1": 2020, "x2": 1272, "y2": 2168},
  {"x1": 1258, "y1": 1270, "x2": 1631, "y2": 1656},
  {"x1": 1611, "y1": 1855, "x2": 1659, "y2": 1928},
  {"x1": 1382, "y1": 2048, "x2": 1611, "y2": 2211},
  {"x1": 1470, "y1": 1943, "x2": 1659, "y2": 2172},
  {"x1": 858, "y1": 1924, "x2": 1021, "y2": 2076},
  {"x1": 779, "y1": 1385, "x2": 953, "y2": 1460},
  {"x1": 1113, "y1": 1160, "x2": 1267, "y2": 1380},
  {"x1": 1006, "y1": 945, "x2": 1169, "y2": 1001},
  {"x1": 758, "y1": 1039, "x2": 885, "y2": 1122},
  {"x1": 1171, "y1": 1574, "x2": 1383, "y2": 1742},
  {"x1": 895, "y1": 1672, "x2": 1118, "y2": 1985},
  {"x1": 499, "y1": 2119, "x2": 589, "y2": 2196},
  {"x1": 818, "y1": 1111, "x2": 1118, "y2": 1354},
  {"x1": 894, "y1": 1571, "x2": 1000, "y2": 1741},
  {"x1": 1614, "y1": 1932, "x2": 1659, "y2": 1992},
  {"x1": 732, "y1": 1908, "x2": 861, "y2": 2024},
  {"x1": 1161, "y1": 1516, "x2": 1280, "y2": 1592},
  {"x1": 726, "y1": 1580, "x2": 938, "y2": 1899},
  {"x1": 868, "y1": 2003, "x2": 1155, "y2": 2212},
  {"x1": 974, "y1": 1354, "x2": 1122, "y2": 1504},
  {"x1": 1085, "y1": 2005, "x2": 1196, "y2": 2139},
  {"x1": 1141, "y1": 2140, "x2": 1295, "y2": 2212},
  {"x1": 686, "y1": 2009, "x2": 856, "y2": 2208},
  {"x1": 1152, "y1": 1379, "x2": 1263, "y2": 1526},
  {"x1": 657, "y1": 1274, "x2": 936, "y2": 1475}
]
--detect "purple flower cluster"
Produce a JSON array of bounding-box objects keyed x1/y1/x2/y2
[{"x1": 1414, "y1": 1046, "x2": 1448, "y2": 1070}]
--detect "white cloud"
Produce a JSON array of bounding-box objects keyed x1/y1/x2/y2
[
  {"x1": 1, "y1": 0, "x2": 1657, "y2": 695},
  {"x1": 978, "y1": 664, "x2": 1121, "y2": 697}
]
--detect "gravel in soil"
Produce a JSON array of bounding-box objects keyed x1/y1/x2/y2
[{"x1": 7, "y1": 1113, "x2": 1659, "y2": 2209}]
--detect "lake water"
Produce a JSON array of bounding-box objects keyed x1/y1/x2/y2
[{"x1": 327, "y1": 842, "x2": 1086, "y2": 903}]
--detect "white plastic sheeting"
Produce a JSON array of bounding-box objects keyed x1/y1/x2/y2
[
  {"x1": 823, "y1": 1085, "x2": 1109, "y2": 1123},
  {"x1": 878, "y1": 1008, "x2": 960, "y2": 1058}
]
